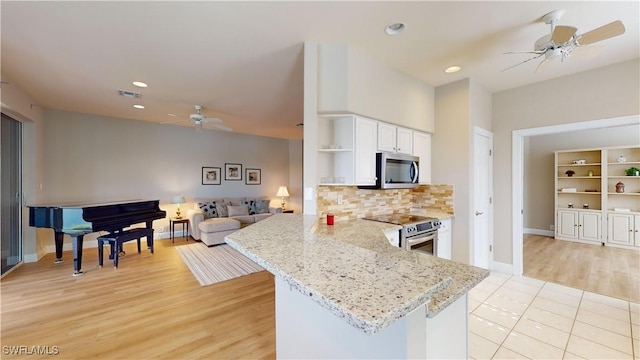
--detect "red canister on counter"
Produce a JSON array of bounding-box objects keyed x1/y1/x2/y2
[{"x1": 327, "y1": 214, "x2": 334, "y2": 225}]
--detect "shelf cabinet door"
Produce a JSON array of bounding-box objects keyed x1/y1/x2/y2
[
  {"x1": 578, "y1": 211, "x2": 601, "y2": 242},
  {"x1": 557, "y1": 210, "x2": 578, "y2": 239},
  {"x1": 413, "y1": 131, "x2": 432, "y2": 184},
  {"x1": 354, "y1": 117, "x2": 378, "y2": 185},
  {"x1": 396, "y1": 127, "x2": 413, "y2": 155},
  {"x1": 377, "y1": 123, "x2": 397, "y2": 153},
  {"x1": 607, "y1": 213, "x2": 634, "y2": 246}
]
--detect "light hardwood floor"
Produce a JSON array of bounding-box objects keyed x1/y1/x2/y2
[
  {"x1": 3, "y1": 235, "x2": 637, "y2": 359},
  {"x1": 523, "y1": 233, "x2": 640, "y2": 303},
  {"x1": 0, "y1": 237, "x2": 276, "y2": 359}
]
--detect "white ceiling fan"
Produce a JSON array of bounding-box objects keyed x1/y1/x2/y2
[
  {"x1": 502, "y1": 10, "x2": 625, "y2": 73},
  {"x1": 162, "y1": 105, "x2": 232, "y2": 132}
]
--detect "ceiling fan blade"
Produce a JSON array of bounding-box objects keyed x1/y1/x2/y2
[
  {"x1": 160, "y1": 119, "x2": 188, "y2": 125},
  {"x1": 535, "y1": 58, "x2": 550, "y2": 73},
  {"x1": 551, "y1": 25, "x2": 577, "y2": 44},
  {"x1": 504, "y1": 50, "x2": 546, "y2": 55},
  {"x1": 500, "y1": 53, "x2": 545, "y2": 72},
  {"x1": 213, "y1": 124, "x2": 233, "y2": 132},
  {"x1": 578, "y1": 20, "x2": 625, "y2": 45},
  {"x1": 203, "y1": 117, "x2": 223, "y2": 124},
  {"x1": 570, "y1": 44, "x2": 605, "y2": 58}
]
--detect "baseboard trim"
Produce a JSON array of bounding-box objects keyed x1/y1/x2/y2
[
  {"x1": 524, "y1": 228, "x2": 554, "y2": 237},
  {"x1": 491, "y1": 261, "x2": 515, "y2": 275}
]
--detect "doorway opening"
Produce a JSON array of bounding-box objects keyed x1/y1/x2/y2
[{"x1": 512, "y1": 115, "x2": 639, "y2": 277}]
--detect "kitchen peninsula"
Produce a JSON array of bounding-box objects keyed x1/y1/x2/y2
[{"x1": 226, "y1": 214, "x2": 488, "y2": 359}]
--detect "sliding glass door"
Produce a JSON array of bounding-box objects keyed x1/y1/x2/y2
[{"x1": 1, "y1": 113, "x2": 23, "y2": 275}]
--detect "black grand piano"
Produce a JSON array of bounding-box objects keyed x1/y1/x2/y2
[{"x1": 28, "y1": 199, "x2": 166, "y2": 276}]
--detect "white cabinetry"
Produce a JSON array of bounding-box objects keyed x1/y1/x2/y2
[
  {"x1": 317, "y1": 115, "x2": 377, "y2": 186},
  {"x1": 607, "y1": 213, "x2": 640, "y2": 248},
  {"x1": 354, "y1": 117, "x2": 378, "y2": 184},
  {"x1": 550, "y1": 146, "x2": 640, "y2": 248},
  {"x1": 437, "y1": 218, "x2": 452, "y2": 260},
  {"x1": 556, "y1": 209, "x2": 601, "y2": 244},
  {"x1": 378, "y1": 123, "x2": 413, "y2": 155},
  {"x1": 412, "y1": 131, "x2": 432, "y2": 184}
]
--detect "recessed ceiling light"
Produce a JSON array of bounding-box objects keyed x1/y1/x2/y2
[
  {"x1": 445, "y1": 66, "x2": 461, "y2": 74},
  {"x1": 385, "y1": 22, "x2": 406, "y2": 35},
  {"x1": 132, "y1": 81, "x2": 148, "y2": 88},
  {"x1": 133, "y1": 104, "x2": 145, "y2": 109},
  {"x1": 167, "y1": 113, "x2": 176, "y2": 117}
]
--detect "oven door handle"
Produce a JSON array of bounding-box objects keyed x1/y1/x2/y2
[{"x1": 406, "y1": 232, "x2": 437, "y2": 246}]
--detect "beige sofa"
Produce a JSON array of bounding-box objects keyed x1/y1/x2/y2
[{"x1": 186, "y1": 197, "x2": 282, "y2": 246}]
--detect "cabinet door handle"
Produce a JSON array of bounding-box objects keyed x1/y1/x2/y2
[{"x1": 475, "y1": 211, "x2": 483, "y2": 216}]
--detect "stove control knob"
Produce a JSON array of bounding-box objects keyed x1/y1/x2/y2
[{"x1": 406, "y1": 225, "x2": 416, "y2": 234}]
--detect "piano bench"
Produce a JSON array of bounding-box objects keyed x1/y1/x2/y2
[{"x1": 98, "y1": 228, "x2": 154, "y2": 268}]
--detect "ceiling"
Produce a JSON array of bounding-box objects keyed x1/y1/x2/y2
[{"x1": 2, "y1": 1, "x2": 638, "y2": 140}]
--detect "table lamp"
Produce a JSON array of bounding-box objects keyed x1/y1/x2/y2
[
  {"x1": 172, "y1": 196, "x2": 186, "y2": 219},
  {"x1": 276, "y1": 186, "x2": 289, "y2": 211}
]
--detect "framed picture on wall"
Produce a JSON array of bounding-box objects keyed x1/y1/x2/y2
[
  {"x1": 202, "y1": 167, "x2": 221, "y2": 185},
  {"x1": 225, "y1": 163, "x2": 242, "y2": 181},
  {"x1": 245, "y1": 168, "x2": 261, "y2": 185}
]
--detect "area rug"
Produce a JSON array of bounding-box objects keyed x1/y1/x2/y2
[{"x1": 176, "y1": 243, "x2": 264, "y2": 286}]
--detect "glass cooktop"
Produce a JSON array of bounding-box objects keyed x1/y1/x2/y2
[{"x1": 363, "y1": 213, "x2": 438, "y2": 226}]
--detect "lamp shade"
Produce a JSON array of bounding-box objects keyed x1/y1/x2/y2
[
  {"x1": 172, "y1": 196, "x2": 186, "y2": 204},
  {"x1": 276, "y1": 186, "x2": 290, "y2": 197}
]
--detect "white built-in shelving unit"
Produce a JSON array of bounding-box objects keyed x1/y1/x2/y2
[{"x1": 555, "y1": 146, "x2": 640, "y2": 249}]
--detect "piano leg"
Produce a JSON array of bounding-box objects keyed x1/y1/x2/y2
[
  {"x1": 54, "y1": 231, "x2": 64, "y2": 263},
  {"x1": 71, "y1": 234, "x2": 85, "y2": 276}
]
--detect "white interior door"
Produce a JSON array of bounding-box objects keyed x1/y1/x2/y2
[{"x1": 473, "y1": 128, "x2": 493, "y2": 269}]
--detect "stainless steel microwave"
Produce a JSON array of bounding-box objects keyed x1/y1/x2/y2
[{"x1": 360, "y1": 152, "x2": 419, "y2": 189}]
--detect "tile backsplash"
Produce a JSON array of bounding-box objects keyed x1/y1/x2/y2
[{"x1": 316, "y1": 184, "x2": 454, "y2": 222}]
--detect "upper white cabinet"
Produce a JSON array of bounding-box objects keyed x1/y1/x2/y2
[
  {"x1": 317, "y1": 115, "x2": 377, "y2": 186},
  {"x1": 354, "y1": 117, "x2": 378, "y2": 184},
  {"x1": 377, "y1": 123, "x2": 413, "y2": 155},
  {"x1": 412, "y1": 131, "x2": 432, "y2": 184}
]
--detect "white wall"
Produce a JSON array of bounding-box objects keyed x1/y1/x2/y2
[
  {"x1": 524, "y1": 124, "x2": 640, "y2": 231},
  {"x1": 317, "y1": 43, "x2": 435, "y2": 133},
  {"x1": 28, "y1": 108, "x2": 295, "y2": 259},
  {"x1": 432, "y1": 78, "x2": 493, "y2": 264},
  {"x1": 493, "y1": 59, "x2": 640, "y2": 265}
]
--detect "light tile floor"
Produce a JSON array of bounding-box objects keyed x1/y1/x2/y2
[{"x1": 469, "y1": 272, "x2": 640, "y2": 360}]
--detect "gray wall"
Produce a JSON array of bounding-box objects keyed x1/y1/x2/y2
[
  {"x1": 34, "y1": 109, "x2": 301, "y2": 257},
  {"x1": 524, "y1": 124, "x2": 640, "y2": 231},
  {"x1": 493, "y1": 59, "x2": 640, "y2": 265}
]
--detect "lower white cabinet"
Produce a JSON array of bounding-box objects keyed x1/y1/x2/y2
[
  {"x1": 556, "y1": 209, "x2": 601, "y2": 244},
  {"x1": 607, "y1": 213, "x2": 640, "y2": 248},
  {"x1": 437, "y1": 218, "x2": 452, "y2": 260}
]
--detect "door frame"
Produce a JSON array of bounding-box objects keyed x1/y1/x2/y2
[{"x1": 511, "y1": 115, "x2": 639, "y2": 275}]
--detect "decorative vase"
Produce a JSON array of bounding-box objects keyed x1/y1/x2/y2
[
  {"x1": 616, "y1": 182, "x2": 625, "y2": 193},
  {"x1": 617, "y1": 155, "x2": 626, "y2": 163}
]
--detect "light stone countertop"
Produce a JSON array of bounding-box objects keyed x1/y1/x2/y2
[{"x1": 225, "y1": 214, "x2": 488, "y2": 334}]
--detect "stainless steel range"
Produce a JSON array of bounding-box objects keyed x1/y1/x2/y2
[{"x1": 363, "y1": 214, "x2": 442, "y2": 256}]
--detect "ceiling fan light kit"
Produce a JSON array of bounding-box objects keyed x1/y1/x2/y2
[
  {"x1": 161, "y1": 105, "x2": 232, "y2": 133},
  {"x1": 502, "y1": 9, "x2": 625, "y2": 73}
]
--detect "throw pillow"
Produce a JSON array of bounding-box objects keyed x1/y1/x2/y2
[
  {"x1": 198, "y1": 202, "x2": 218, "y2": 219},
  {"x1": 239, "y1": 200, "x2": 257, "y2": 215},
  {"x1": 215, "y1": 201, "x2": 229, "y2": 217},
  {"x1": 227, "y1": 205, "x2": 249, "y2": 217},
  {"x1": 255, "y1": 199, "x2": 270, "y2": 214}
]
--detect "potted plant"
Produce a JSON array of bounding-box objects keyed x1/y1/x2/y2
[
  {"x1": 625, "y1": 167, "x2": 640, "y2": 176},
  {"x1": 565, "y1": 170, "x2": 575, "y2": 177}
]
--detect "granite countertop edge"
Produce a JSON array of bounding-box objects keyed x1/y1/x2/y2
[{"x1": 225, "y1": 215, "x2": 488, "y2": 333}]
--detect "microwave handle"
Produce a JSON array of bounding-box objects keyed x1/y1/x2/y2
[{"x1": 410, "y1": 161, "x2": 419, "y2": 183}]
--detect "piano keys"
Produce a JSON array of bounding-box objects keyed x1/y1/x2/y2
[{"x1": 28, "y1": 199, "x2": 166, "y2": 276}]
